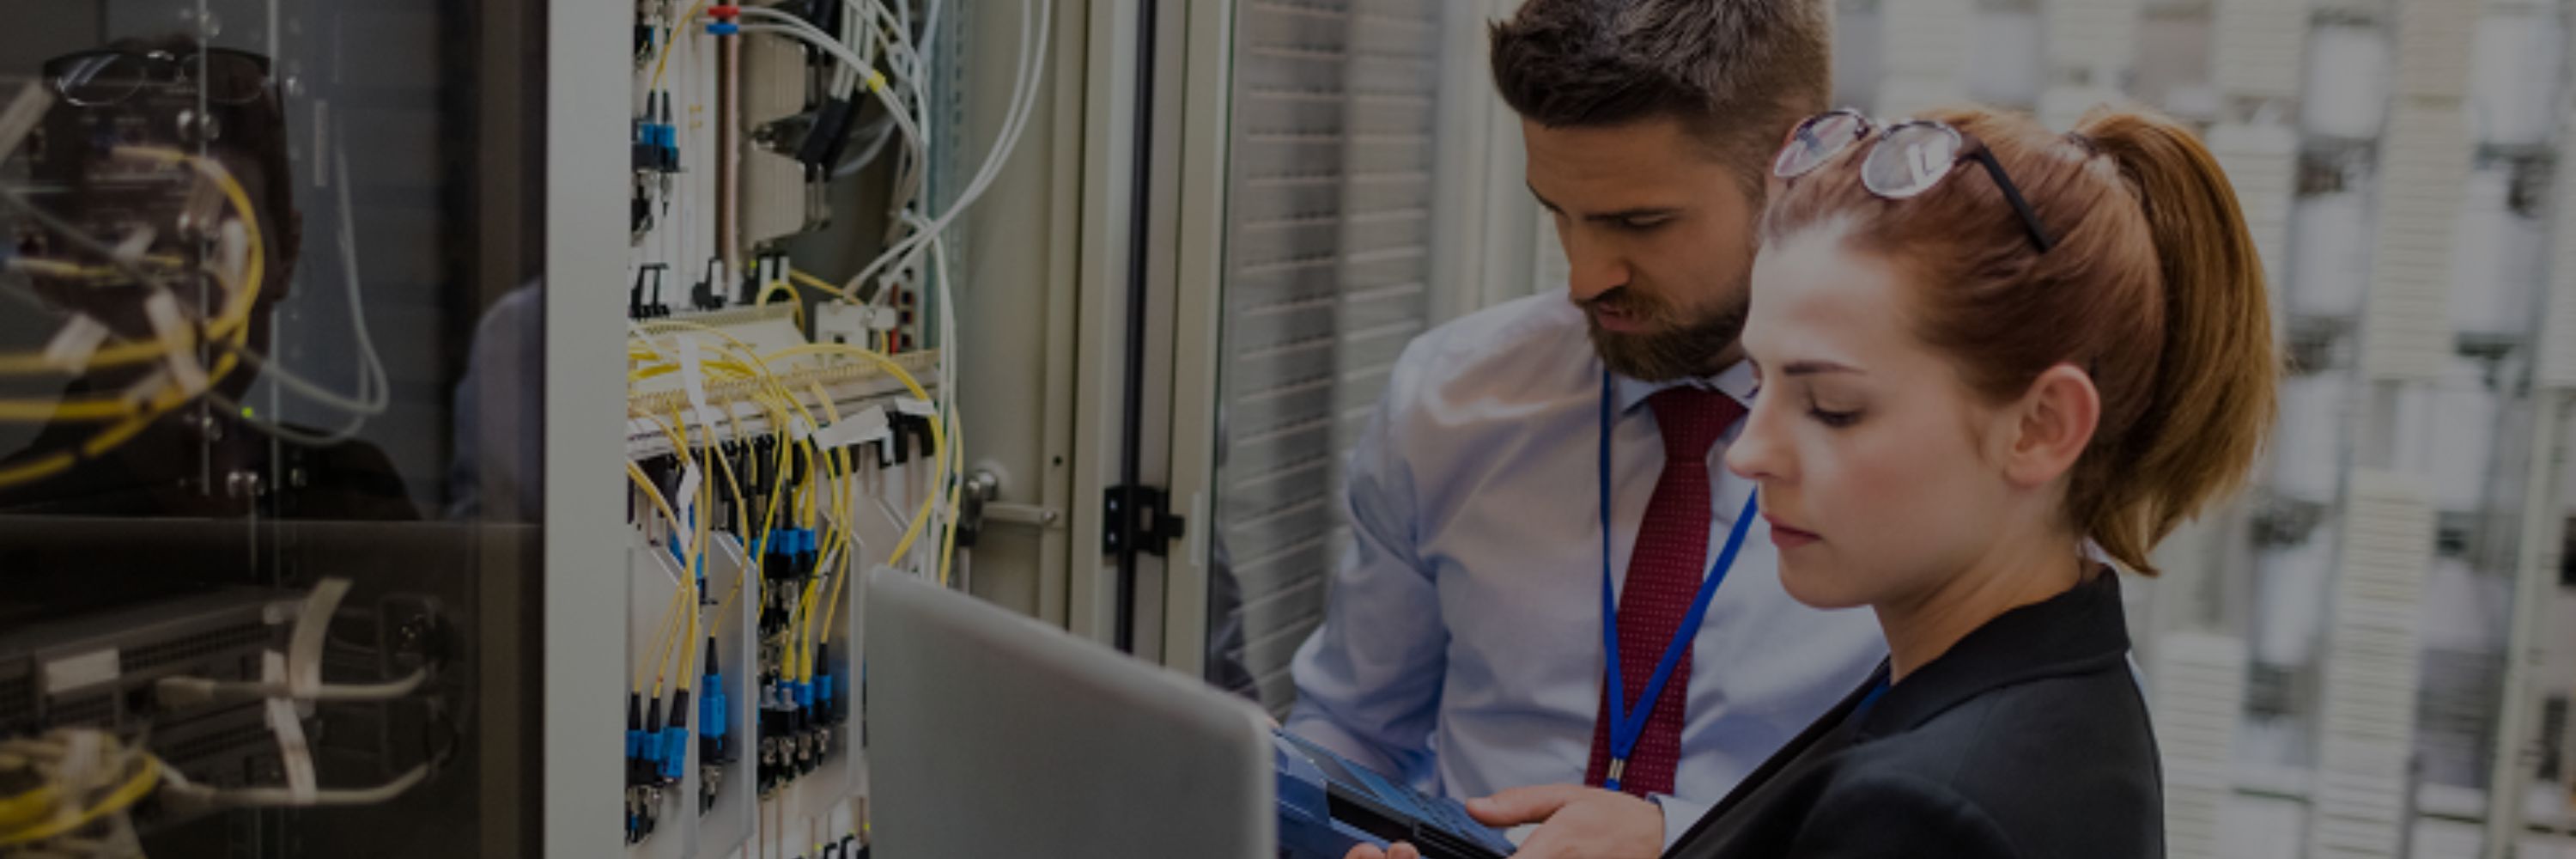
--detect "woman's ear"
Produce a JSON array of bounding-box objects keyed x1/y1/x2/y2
[{"x1": 2001, "y1": 363, "x2": 2100, "y2": 489}]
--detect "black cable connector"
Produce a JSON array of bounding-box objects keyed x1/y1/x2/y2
[
  {"x1": 799, "y1": 97, "x2": 855, "y2": 168},
  {"x1": 692, "y1": 257, "x2": 726, "y2": 312}
]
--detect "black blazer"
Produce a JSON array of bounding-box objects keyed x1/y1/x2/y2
[{"x1": 1664, "y1": 573, "x2": 2160, "y2": 859}]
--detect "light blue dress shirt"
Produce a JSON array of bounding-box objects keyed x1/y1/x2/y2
[{"x1": 1285, "y1": 294, "x2": 1886, "y2": 848}]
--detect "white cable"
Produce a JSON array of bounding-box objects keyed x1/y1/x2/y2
[
  {"x1": 153, "y1": 668, "x2": 430, "y2": 709},
  {"x1": 832, "y1": 113, "x2": 901, "y2": 178},
  {"x1": 148, "y1": 578, "x2": 430, "y2": 709},
  {"x1": 734, "y1": 6, "x2": 933, "y2": 207},
  {"x1": 288, "y1": 580, "x2": 348, "y2": 697},
  {"x1": 830, "y1": 0, "x2": 860, "y2": 97},
  {"x1": 902, "y1": 215, "x2": 962, "y2": 532},
  {"x1": 837, "y1": 0, "x2": 1048, "y2": 303},
  {"x1": 881, "y1": 0, "x2": 934, "y2": 213},
  {"x1": 737, "y1": 7, "x2": 921, "y2": 78},
  {"x1": 159, "y1": 762, "x2": 430, "y2": 808},
  {"x1": 217, "y1": 134, "x2": 394, "y2": 435},
  {"x1": 735, "y1": 23, "x2": 926, "y2": 160},
  {"x1": 325, "y1": 130, "x2": 392, "y2": 412},
  {"x1": 918, "y1": 0, "x2": 945, "y2": 113}
]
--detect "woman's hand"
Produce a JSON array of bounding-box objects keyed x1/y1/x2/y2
[{"x1": 1343, "y1": 844, "x2": 1420, "y2": 859}]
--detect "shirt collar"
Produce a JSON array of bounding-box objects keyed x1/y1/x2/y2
[
  {"x1": 1852, "y1": 570, "x2": 2134, "y2": 741},
  {"x1": 1608, "y1": 360, "x2": 1759, "y2": 415}
]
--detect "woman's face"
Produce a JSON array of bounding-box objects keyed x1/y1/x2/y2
[{"x1": 1724, "y1": 223, "x2": 2024, "y2": 610}]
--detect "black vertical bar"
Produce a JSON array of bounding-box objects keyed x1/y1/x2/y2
[{"x1": 1115, "y1": 0, "x2": 1160, "y2": 654}]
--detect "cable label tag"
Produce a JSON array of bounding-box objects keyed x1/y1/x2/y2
[
  {"x1": 110, "y1": 226, "x2": 156, "y2": 265},
  {"x1": 263, "y1": 650, "x2": 319, "y2": 801},
  {"x1": 121, "y1": 368, "x2": 172, "y2": 408},
  {"x1": 890, "y1": 397, "x2": 935, "y2": 418},
  {"x1": 0, "y1": 82, "x2": 52, "y2": 158},
  {"x1": 41, "y1": 314, "x2": 112, "y2": 373},
  {"x1": 676, "y1": 463, "x2": 702, "y2": 552},
  {"x1": 814, "y1": 405, "x2": 890, "y2": 448},
  {"x1": 220, "y1": 220, "x2": 248, "y2": 293},
  {"x1": 42, "y1": 649, "x2": 118, "y2": 695},
  {"x1": 143, "y1": 290, "x2": 210, "y2": 395},
  {"x1": 678, "y1": 336, "x2": 723, "y2": 430}
]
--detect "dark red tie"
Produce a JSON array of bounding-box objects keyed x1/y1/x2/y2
[{"x1": 1583, "y1": 386, "x2": 1744, "y2": 797}]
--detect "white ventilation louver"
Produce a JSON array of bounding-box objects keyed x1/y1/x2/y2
[
  {"x1": 2154, "y1": 633, "x2": 2248, "y2": 859},
  {"x1": 2307, "y1": 470, "x2": 2435, "y2": 858},
  {"x1": 1876, "y1": 0, "x2": 1971, "y2": 116},
  {"x1": 2206, "y1": 122, "x2": 2299, "y2": 308},
  {"x1": 2445, "y1": 166, "x2": 2544, "y2": 338},
  {"x1": 2300, "y1": 22, "x2": 2393, "y2": 140},
  {"x1": 2393, "y1": 0, "x2": 2480, "y2": 101},
  {"x1": 2467, "y1": 6, "x2": 2565, "y2": 148},
  {"x1": 2211, "y1": 0, "x2": 2310, "y2": 101},
  {"x1": 2253, "y1": 521, "x2": 2338, "y2": 667},
  {"x1": 1965, "y1": 3, "x2": 2043, "y2": 108},
  {"x1": 2037, "y1": 84, "x2": 2125, "y2": 134},
  {"x1": 2291, "y1": 188, "x2": 2375, "y2": 319},
  {"x1": 2539, "y1": 101, "x2": 2576, "y2": 387},
  {"x1": 2360, "y1": 101, "x2": 2470, "y2": 383},
  {"x1": 2043, "y1": 0, "x2": 2141, "y2": 85},
  {"x1": 2270, "y1": 373, "x2": 2353, "y2": 505},
  {"x1": 1218, "y1": 0, "x2": 1449, "y2": 710},
  {"x1": 2433, "y1": 362, "x2": 2501, "y2": 515}
]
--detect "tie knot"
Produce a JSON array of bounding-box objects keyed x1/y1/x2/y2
[{"x1": 1647, "y1": 387, "x2": 1742, "y2": 460}]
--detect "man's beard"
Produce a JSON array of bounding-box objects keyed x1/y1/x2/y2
[{"x1": 1581, "y1": 283, "x2": 1749, "y2": 381}]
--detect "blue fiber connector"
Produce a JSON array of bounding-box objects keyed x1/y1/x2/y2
[
  {"x1": 702, "y1": 639, "x2": 729, "y2": 758},
  {"x1": 660, "y1": 690, "x2": 693, "y2": 782}
]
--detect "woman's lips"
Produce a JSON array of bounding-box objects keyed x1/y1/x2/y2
[{"x1": 1764, "y1": 515, "x2": 1820, "y2": 550}]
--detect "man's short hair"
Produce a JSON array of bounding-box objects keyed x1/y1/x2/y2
[{"x1": 1491, "y1": 0, "x2": 1833, "y2": 192}]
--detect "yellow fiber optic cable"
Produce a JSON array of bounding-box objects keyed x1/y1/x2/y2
[
  {"x1": 788, "y1": 267, "x2": 854, "y2": 302},
  {"x1": 636, "y1": 583, "x2": 686, "y2": 693},
  {"x1": 759, "y1": 343, "x2": 942, "y2": 566},
  {"x1": 0, "y1": 151, "x2": 264, "y2": 489},
  {"x1": 0, "y1": 754, "x2": 160, "y2": 848},
  {"x1": 0, "y1": 149, "x2": 264, "y2": 376},
  {"x1": 647, "y1": 1, "x2": 712, "y2": 96},
  {"x1": 0, "y1": 784, "x2": 58, "y2": 833}
]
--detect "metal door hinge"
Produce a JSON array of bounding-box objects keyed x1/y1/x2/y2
[{"x1": 1103, "y1": 484, "x2": 1187, "y2": 557}]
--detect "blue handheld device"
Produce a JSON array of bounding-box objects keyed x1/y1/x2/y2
[{"x1": 1273, "y1": 729, "x2": 1516, "y2": 859}]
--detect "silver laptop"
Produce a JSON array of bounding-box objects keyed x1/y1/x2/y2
[{"x1": 863, "y1": 566, "x2": 1276, "y2": 858}]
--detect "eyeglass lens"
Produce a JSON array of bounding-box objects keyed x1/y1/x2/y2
[
  {"x1": 1862, "y1": 123, "x2": 1965, "y2": 199},
  {"x1": 1774, "y1": 111, "x2": 1868, "y2": 179}
]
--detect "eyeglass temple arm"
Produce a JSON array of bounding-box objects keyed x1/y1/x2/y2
[{"x1": 1965, "y1": 149, "x2": 2056, "y2": 253}]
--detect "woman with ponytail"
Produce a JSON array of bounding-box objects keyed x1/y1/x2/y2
[{"x1": 1641, "y1": 104, "x2": 2275, "y2": 858}]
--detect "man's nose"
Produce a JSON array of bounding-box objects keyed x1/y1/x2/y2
[{"x1": 1561, "y1": 230, "x2": 1628, "y2": 302}]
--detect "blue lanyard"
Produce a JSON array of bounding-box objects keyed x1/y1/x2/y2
[{"x1": 1597, "y1": 369, "x2": 1760, "y2": 792}]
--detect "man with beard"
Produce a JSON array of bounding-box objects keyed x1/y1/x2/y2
[{"x1": 1285, "y1": 1, "x2": 1882, "y2": 855}]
